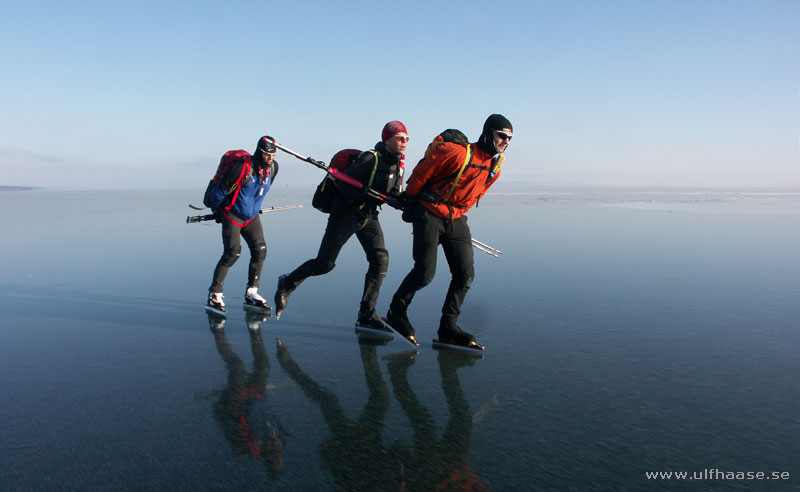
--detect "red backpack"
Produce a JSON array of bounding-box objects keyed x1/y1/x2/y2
[
  {"x1": 202, "y1": 150, "x2": 253, "y2": 209},
  {"x1": 311, "y1": 149, "x2": 377, "y2": 213}
]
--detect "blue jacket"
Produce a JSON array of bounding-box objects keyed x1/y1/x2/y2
[{"x1": 209, "y1": 158, "x2": 278, "y2": 226}]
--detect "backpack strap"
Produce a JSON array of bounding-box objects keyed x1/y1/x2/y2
[
  {"x1": 365, "y1": 150, "x2": 379, "y2": 188},
  {"x1": 486, "y1": 154, "x2": 504, "y2": 185},
  {"x1": 443, "y1": 144, "x2": 473, "y2": 202},
  {"x1": 223, "y1": 157, "x2": 252, "y2": 211},
  {"x1": 358, "y1": 150, "x2": 380, "y2": 210}
]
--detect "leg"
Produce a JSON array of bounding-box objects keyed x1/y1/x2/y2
[
  {"x1": 389, "y1": 207, "x2": 442, "y2": 315},
  {"x1": 241, "y1": 216, "x2": 266, "y2": 289},
  {"x1": 283, "y1": 208, "x2": 359, "y2": 290},
  {"x1": 355, "y1": 217, "x2": 388, "y2": 315},
  {"x1": 440, "y1": 216, "x2": 474, "y2": 325},
  {"x1": 275, "y1": 208, "x2": 360, "y2": 315},
  {"x1": 210, "y1": 217, "x2": 243, "y2": 293},
  {"x1": 439, "y1": 216, "x2": 475, "y2": 336}
]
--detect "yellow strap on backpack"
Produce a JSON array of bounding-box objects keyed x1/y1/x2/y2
[
  {"x1": 358, "y1": 150, "x2": 380, "y2": 210},
  {"x1": 443, "y1": 144, "x2": 473, "y2": 202},
  {"x1": 365, "y1": 150, "x2": 379, "y2": 188}
]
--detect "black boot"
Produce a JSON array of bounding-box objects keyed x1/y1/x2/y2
[
  {"x1": 385, "y1": 308, "x2": 416, "y2": 339},
  {"x1": 437, "y1": 323, "x2": 476, "y2": 346},
  {"x1": 357, "y1": 307, "x2": 388, "y2": 331},
  {"x1": 274, "y1": 274, "x2": 294, "y2": 315}
]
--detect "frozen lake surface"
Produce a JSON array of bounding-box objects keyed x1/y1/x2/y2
[{"x1": 1, "y1": 186, "x2": 798, "y2": 491}]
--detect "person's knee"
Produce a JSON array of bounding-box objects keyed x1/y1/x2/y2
[
  {"x1": 369, "y1": 248, "x2": 389, "y2": 275},
  {"x1": 221, "y1": 244, "x2": 242, "y2": 267},
  {"x1": 454, "y1": 263, "x2": 475, "y2": 288},
  {"x1": 251, "y1": 240, "x2": 267, "y2": 262},
  {"x1": 417, "y1": 265, "x2": 436, "y2": 287}
]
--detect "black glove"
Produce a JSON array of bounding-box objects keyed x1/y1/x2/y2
[
  {"x1": 401, "y1": 194, "x2": 418, "y2": 223},
  {"x1": 393, "y1": 191, "x2": 408, "y2": 207},
  {"x1": 213, "y1": 210, "x2": 223, "y2": 223}
]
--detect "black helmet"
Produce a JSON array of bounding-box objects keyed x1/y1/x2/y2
[{"x1": 257, "y1": 135, "x2": 277, "y2": 155}]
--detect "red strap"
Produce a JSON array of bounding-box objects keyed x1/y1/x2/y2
[
  {"x1": 223, "y1": 211, "x2": 253, "y2": 227},
  {"x1": 223, "y1": 159, "x2": 251, "y2": 212}
]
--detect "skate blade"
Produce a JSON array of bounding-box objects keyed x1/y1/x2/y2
[
  {"x1": 381, "y1": 317, "x2": 420, "y2": 348},
  {"x1": 432, "y1": 339, "x2": 485, "y2": 356},
  {"x1": 243, "y1": 303, "x2": 272, "y2": 313},
  {"x1": 354, "y1": 323, "x2": 395, "y2": 340},
  {"x1": 205, "y1": 305, "x2": 227, "y2": 317}
]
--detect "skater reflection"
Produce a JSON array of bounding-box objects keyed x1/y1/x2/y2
[
  {"x1": 209, "y1": 312, "x2": 286, "y2": 477},
  {"x1": 276, "y1": 338, "x2": 406, "y2": 490},
  {"x1": 276, "y1": 334, "x2": 489, "y2": 491},
  {"x1": 387, "y1": 350, "x2": 489, "y2": 491}
]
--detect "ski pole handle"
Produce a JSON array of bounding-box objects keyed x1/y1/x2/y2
[
  {"x1": 366, "y1": 189, "x2": 403, "y2": 209},
  {"x1": 329, "y1": 168, "x2": 402, "y2": 209},
  {"x1": 186, "y1": 213, "x2": 215, "y2": 223}
]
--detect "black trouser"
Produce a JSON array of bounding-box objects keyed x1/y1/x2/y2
[
  {"x1": 284, "y1": 205, "x2": 389, "y2": 313},
  {"x1": 390, "y1": 206, "x2": 474, "y2": 328},
  {"x1": 210, "y1": 215, "x2": 266, "y2": 293}
]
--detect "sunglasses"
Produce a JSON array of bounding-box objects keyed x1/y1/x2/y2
[
  {"x1": 495, "y1": 131, "x2": 512, "y2": 141},
  {"x1": 394, "y1": 135, "x2": 410, "y2": 143}
]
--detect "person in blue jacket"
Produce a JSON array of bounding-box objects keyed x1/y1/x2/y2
[{"x1": 206, "y1": 136, "x2": 279, "y2": 316}]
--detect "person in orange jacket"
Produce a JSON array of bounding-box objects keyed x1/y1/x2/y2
[{"x1": 386, "y1": 114, "x2": 512, "y2": 347}]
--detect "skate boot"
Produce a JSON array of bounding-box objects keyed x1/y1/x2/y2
[
  {"x1": 434, "y1": 323, "x2": 484, "y2": 354},
  {"x1": 273, "y1": 274, "x2": 294, "y2": 319},
  {"x1": 437, "y1": 325, "x2": 476, "y2": 346},
  {"x1": 355, "y1": 308, "x2": 394, "y2": 339},
  {"x1": 205, "y1": 291, "x2": 227, "y2": 316},
  {"x1": 244, "y1": 286, "x2": 271, "y2": 312},
  {"x1": 384, "y1": 308, "x2": 419, "y2": 346}
]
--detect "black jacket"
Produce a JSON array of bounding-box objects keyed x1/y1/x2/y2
[{"x1": 334, "y1": 141, "x2": 403, "y2": 214}]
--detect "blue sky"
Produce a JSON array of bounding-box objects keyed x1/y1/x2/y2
[{"x1": 1, "y1": 0, "x2": 798, "y2": 188}]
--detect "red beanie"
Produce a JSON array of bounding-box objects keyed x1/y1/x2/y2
[{"x1": 381, "y1": 120, "x2": 408, "y2": 142}]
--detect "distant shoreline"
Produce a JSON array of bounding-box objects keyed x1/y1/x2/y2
[{"x1": 0, "y1": 186, "x2": 40, "y2": 191}]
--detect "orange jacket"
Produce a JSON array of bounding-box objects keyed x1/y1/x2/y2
[{"x1": 406, "y1": 142, "x2": 501, "y2": 220}]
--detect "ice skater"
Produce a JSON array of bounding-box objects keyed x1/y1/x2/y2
[
  {"x1": 205, "y1": 136, "x2": 279, "y2": 316},
  {"x1": 273, "y1": 121, "x2": 408, "y2": 331},
  {"x1": 385, "y1": 114, "x2": 513, "y2": 351}
]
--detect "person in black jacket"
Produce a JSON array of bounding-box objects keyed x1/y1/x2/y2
[{"x1": 273, "y1": 121, "x2": 408, "y2": 329}]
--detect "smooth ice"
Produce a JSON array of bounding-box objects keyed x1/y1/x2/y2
[{"x1": 1, "y1": 186, "x2": 798, "y2": 491}]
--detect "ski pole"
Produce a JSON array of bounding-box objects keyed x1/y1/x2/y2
[
  {"x1": 471, "y1": 240, "x2": 501, "y2": 258},
  {"x1": 471, "y1": 237, "x2": 503, "y2": 255},
  {"x1": 275, "y1": 141, "x2": 403, "y2": 209},
  {"x1": 186, "y1": 204, "x2": 302, "y2": 223},
  {"x1": 326, "y1": 168, "x2": 403, "y2": 209},
  {"x1": 273, "y1": 142, "x2": 327, "y2": 170}
]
